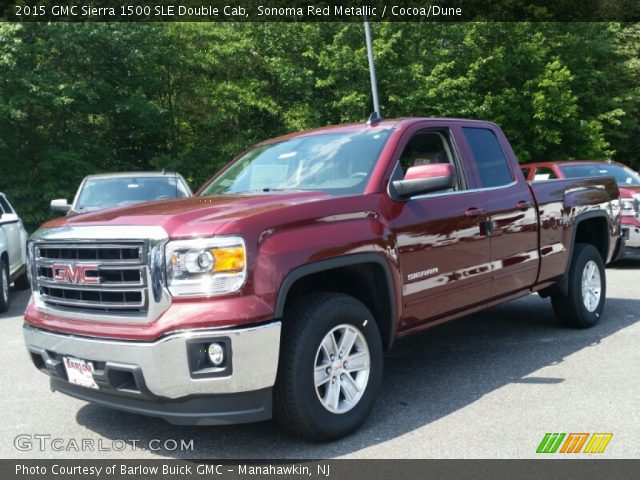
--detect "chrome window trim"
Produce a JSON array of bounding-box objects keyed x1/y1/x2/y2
[
  {"x1": 408, "y1": 180, "x2": 518, "y2": 201},
  {"x1": 388, "y1": 169, "x2": 518, "y2": 201}
]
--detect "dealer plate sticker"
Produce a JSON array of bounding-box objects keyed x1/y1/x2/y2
[{"x1": 63, "y1": 356, "x2": 99, "y2": 389}]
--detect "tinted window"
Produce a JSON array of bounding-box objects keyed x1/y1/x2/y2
[{"x1": 463, "y1": 128, "x2": 513, "y2": 188}]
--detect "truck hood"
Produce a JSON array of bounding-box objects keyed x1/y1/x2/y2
[{"x1": 41, "y1": 192, "x2": 330, "y2": 238}]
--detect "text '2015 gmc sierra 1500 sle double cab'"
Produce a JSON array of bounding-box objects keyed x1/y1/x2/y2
[{"x1": 23, "y1": 118, "x2": 621, "y2": 440}]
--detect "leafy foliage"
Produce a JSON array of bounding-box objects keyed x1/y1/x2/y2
[{"x1": 0, "y1": 22, "x2": 638, "y2": 231}]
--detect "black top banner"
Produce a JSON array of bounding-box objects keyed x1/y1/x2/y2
[{"x1": 1, "y1": 0, "x2": 640, "y2": 22}]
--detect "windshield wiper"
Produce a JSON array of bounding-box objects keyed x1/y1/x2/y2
[{"x1": 223, "y1": 188, "x2": 305, "y2": 195}]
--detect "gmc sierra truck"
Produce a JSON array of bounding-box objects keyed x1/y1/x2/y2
[{"x1": 23, "y1": 118, "x2": 621, "y2": 441}]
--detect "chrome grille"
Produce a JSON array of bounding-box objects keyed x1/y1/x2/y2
[{"x1": 34, "y1": 243, "x2": 147, "y2": 313}]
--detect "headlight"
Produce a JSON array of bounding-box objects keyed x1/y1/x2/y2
[
  {"x1": 620, "y1": 198, "x2": 637, "y2": 216},
  {"x1": 165, "y1": 236, "x2": 246, "y2": 297}
]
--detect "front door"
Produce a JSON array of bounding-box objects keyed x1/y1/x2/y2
[{"x1": 388, "y1": 127, "x2": 492, "y2": 330}]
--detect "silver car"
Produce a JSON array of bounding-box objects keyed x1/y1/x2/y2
[
  {"x1": 50, "y1": 171, "x2": 193, "y2": 215},
  {"x1": 0, "y1": 193, "x2": 29, "y2": 312}
]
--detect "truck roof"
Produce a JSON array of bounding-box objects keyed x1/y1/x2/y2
[{"x1": 258, "y1": 117, "x2": 499, "y2": 145}]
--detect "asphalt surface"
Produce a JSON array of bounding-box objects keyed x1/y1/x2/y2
[{"x1": 1, "y1": 261, "x2": 639, "y2": 459}]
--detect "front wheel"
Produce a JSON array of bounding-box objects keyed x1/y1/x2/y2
[
  {"x1": 274, "y1": 293, "x2": 383, "y2": 441},
  {"x1": 551, "y1": 243, "x2": 606, "y2": 328}
]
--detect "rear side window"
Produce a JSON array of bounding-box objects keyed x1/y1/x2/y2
[{"x1": 462, "y1": 127, "x2": 513, "y2": 188}]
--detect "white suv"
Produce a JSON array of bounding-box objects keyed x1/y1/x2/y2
[{"x1": 0, "y1": 193, "x2": 29, "y2": 312}]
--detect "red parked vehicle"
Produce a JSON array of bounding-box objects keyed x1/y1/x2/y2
[
  {"x1": 23, "y1": 118, "x2": 621, "y2": 440},
  {"x1": 522, "y1": 160, "x2": 639, "y2": 259}
]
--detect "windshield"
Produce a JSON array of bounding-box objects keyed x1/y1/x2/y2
[
  {"x1": 559, "y1": 164, "x2": 640, "y2": 186},
  {"x1": 200, "y1": 129, "x2": 393, "y2": 196},
  {"x1": 75, "y1": 176, "x2": 191, "y2": 211}
]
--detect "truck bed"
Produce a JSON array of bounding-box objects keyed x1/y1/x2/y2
[{"x1": 529, "y1": 176, "x2": 620, "y2": 287}]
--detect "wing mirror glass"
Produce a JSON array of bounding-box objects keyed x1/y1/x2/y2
[
  {"x1": 50, "y1": 199, "x2": 71, "y2": 214},
  {"x1": 391, "y1": 164, "x2": 455, "y2": 199}
]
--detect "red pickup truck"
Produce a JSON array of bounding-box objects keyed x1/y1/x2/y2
[
  {"x1": 23, "y1": 118, "x2": 621, "y2": 441},
  {"x1": 522, "y1": 160, "x2": 639, "y2": 259}
]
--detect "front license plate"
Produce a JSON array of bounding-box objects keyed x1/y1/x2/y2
[{"x1": 63, "y1": 356, "x2": 99, "y2": 389}]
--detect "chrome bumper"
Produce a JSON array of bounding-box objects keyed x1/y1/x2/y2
[{"x1": 23, "y1": 322, "x2": 281, "y2": 399}]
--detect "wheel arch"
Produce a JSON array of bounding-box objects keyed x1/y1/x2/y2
[
  {"x1": 572, "y1": 211, "x2": 610, "y2": 262},
  {"x1": 540, "y1": 211, "x2": 611, "y2": 298},
  {"x1": 274, "y1": 253, "x2": 397, "y2": 350}
]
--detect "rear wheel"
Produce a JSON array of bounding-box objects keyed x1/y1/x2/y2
[
  {"x1": 0, "y1": 260, "x2": 10, "y2": 313},
  {"x1": 274, "y1": 292, "x2": 383, "y2": 441},
  {"x1": 551, "y1": 243, "x2": 606, "y2": 328}
]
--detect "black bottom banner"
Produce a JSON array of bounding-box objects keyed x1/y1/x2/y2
[{"x1": 4, "y1": 459, "x2": 640, "y2": 480}]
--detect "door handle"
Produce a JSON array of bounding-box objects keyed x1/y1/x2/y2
[
  {"x1": 464, "y1": 207, "x2": 486, "y2": 218},
  {"x1": 515, "y1": 200, "x2": 532, "y2": 211}
]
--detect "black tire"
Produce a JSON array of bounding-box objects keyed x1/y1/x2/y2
[
  {"x1": 551, "y1": 243, "x2": 606, "y2": 328},
  {"x1": 14, "y1": 270, "x2": 30, "y2": 290},
  {"x1": 274, "y1": 292, "x2": 383, "y2": 441},
  {"x1": 0, "y1": 260, "x2": 10, "y2": 313}
]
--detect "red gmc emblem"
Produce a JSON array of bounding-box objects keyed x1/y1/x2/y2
[{"x1": 51, "y1": 263, "x2": 101, "y2": 284}]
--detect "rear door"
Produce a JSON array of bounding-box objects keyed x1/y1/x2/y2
[
  {"x1": 388, "y1": 123, "x2": 492, "y2": 329},
  {"x1": 459, "y1": 126, "x2": 539, "y2": 297}
]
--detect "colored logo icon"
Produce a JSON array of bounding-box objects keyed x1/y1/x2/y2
[{"x1": 537, "y1": 433, "x2": 613, "y2": 454}]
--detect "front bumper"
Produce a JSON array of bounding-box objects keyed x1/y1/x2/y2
[{"x1": 23, "y1": 322, "x2": 281, "y2": 425}]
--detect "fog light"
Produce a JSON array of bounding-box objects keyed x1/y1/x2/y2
[{"x1": 207, "y1": 343, "x2": 225, "y2": 366}]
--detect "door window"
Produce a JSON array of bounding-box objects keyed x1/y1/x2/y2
[
  {"x1": 462, "y1": 128, "x2": 513, "y2": 188},
  {"x1": 396, "y1": 130, "x2": 464, "y2": 191}
]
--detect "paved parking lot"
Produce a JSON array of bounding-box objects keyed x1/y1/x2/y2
[{"x1": 1, "y1": 260, "x2": 639, "y2": 459}]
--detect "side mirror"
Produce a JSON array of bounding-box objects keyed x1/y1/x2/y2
[
  {"x1": 0, "y1": 212, "x2": 18, "y2": 223},
  {"x1": 391, "y1": 164, "x2": 455, "y2": 199},
  {"x1": 50, "y1": 199, "x2": 71, "y2": 214}
]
